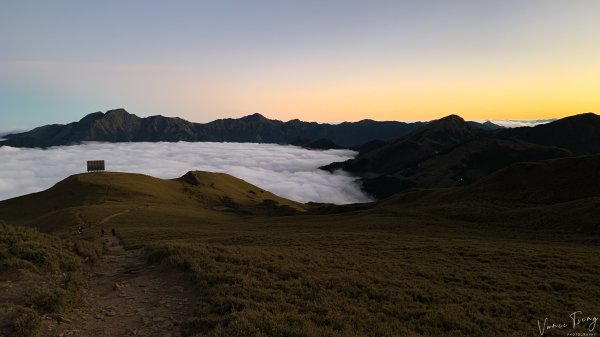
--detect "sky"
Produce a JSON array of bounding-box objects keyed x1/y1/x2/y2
[
  {"x1": 1, "y1": 0, "x2": 599, "y2": 130},
  {"x1": 0, "y1": 142, "x2": 372, "y2": 204}
]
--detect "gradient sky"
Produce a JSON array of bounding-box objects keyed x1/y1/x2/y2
[{"x1": 1, "y1": 0, "x2": 599, "y2": 130}]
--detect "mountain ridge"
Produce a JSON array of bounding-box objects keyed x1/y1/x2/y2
[
  {"x1": 0, "y1": 109, "x2": 517, "y2": 149},
  {"x1": 3, "y1": 109, "x2": 598, "y2": 201},
  {"x1": 0, "y1": 109, "x2": 425, "y2": 148},
  {"x1": 324, "y1": 112, "x2": 599, "y2": 198}
]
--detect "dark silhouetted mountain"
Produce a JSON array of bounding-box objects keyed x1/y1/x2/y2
[
  {"x1": 324, "y1": 113, "x2": 597, "y2": 198},
  {"x1": 324, "y1": 115, "x2": 484, "y2": 175},
  {"x1": 419, "y1": 137, "x2": 570, "y2": 186},
  {"x1": 498, "y1": 112, "x2": 600, "y2": 153},
  {"x1": 195, "y1": 115, "x2": 424, "y2": 146},
  {"x1": 351, "y1": 139, "x2": 387, "y2": 154},
  {"x1": 456, "y1": 155, "x2": 600, "y2": 204},
  {"x1": 376, "y1": 155, "x2": 600, "y2": 232},
  {"x1": 482, "y1": 121, "x2": 505, "y2": 130},
  {"x1": 386, "y1": 154, "x2": 600, "y2": 205},
  {"x1": 5, "y1": 109, "x2": 598, "y2": 202},
  {"x1": 467, "y1": 120, "x2": 504, "y2": 130},
  {"x1": 288, "y1": 136, "x2": 344, "y2": 150},
  {"x1": 0, "y1": 109, "x2": 422, "y2": 148}
]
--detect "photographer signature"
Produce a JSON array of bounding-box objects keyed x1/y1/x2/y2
[{"x1": 538, "y1": 311, "x2": 598, "y2": 335}]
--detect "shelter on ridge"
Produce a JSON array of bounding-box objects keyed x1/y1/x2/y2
[{"x1": 87, "y1": 160, "x2": 105, "y2": 172}]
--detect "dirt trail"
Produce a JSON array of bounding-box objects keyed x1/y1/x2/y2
[
  {"x1": 41, "y1": 234, "x2": 198, "y2": 337},
  {"x1": 98, "y1": 210, "x2": 130, "y2": 226}
]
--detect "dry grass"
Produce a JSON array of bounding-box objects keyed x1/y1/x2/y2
[
  {"x1": 1, "y1": 170, "x2": 599, "y2": 336},
  {"x1": 130, "y1": 212, "x2": 600, "y2": 337},
  {"x1": 0, "y1": 223, "x2": 100, "y2": 337}
]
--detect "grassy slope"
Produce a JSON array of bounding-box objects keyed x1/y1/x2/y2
[
  {"x1": 0, "y1": 171, "x2": 305, "y2": 233},
  {"x1": 0, "y1": 223, "x2": 101, "y2": 337},
  {"x1": 0, "y1": 165, "x2": 599, "y2": 336},
  {"x1": 130, "y1": 210, "x2": 600, "y2": 337}
]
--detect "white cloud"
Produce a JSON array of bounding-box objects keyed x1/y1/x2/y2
[
  {"x1": 475, "y1": 119, "x2": 557, "y2": 128},
  {"x1": 0, "y1": 142, "x2": 372, "y2": 204}
]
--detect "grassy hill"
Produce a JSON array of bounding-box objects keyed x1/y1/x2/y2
[
  {"x1": 0, "y1": 171, "x2": 305, "y2": 233},
  {"x1": 1, "y1": 166, "x2": 599, "y2": 336}
]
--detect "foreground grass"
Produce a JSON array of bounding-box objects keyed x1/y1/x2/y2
[
  {"x1": 109, "y1": 210, "x2": 600, "y2": 337},
  {"x1": 0, "y1": 223, "x2": 101, "y2": 337},
  {"x1": 2, "y1": 171, "x2": 598, "y2": 336}
]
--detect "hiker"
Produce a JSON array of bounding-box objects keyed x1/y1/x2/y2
[
  {"x1": 101, "y1": 228, "x2": 105, "y2": 236},
  {"x1": 78, "y1": 226, "x2": 83, "y2": 234},
  {"x1": 111, "y1": 228, "x2": 116, "y2": 236}
]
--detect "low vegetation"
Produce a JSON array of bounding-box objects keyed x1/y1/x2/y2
[
  {"x1": 0, "y1": 223, "x2": 100, "y2": 337},
  {"x1": 1, "y1": 168, "x2": 599, "y2": 336},
  {"x1": 139, "y1": 213, "x2": 600, "y2": 337}
]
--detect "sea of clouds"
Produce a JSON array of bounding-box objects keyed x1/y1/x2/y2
[
  {"x1": 0, "y1": 142, "x2": 373, "y2": 204},
  {"x1": 483, "y1": 119, "x2": 557, "y2": 128}
]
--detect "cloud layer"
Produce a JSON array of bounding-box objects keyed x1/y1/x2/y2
[
  {"x1": 484, "y1": 119, "x2": 557, "y2": 128},
  {"x1": 0, "y1": 142, "x2": 372, "y2": 204}
]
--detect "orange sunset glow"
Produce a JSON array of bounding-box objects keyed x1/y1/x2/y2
[{"x1": 1, "y1": 1, "x2": 599, "y2": 128}]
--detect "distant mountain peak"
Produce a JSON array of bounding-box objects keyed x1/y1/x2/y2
[
  {"x1": 105, "y1": 108, "x2": 133, "y2": 117},
  {"x1": 559, "y1": 112, "x2": 598, "y2": 122},
  {"x1": 482, "y1": 121, "x2": 504, "y2": 129},
  {"x1": 78, "y1": 111, "x2": 104, "y2": 123},
  {"x1": 577, "y1": 112, "x2": 597, "y2": 116},
  {"x1": 106, "y1": 108, "x2": 128, "y2": 112},
  {"x1": 417, "y1": 114, "x2": 472, "y2": 135},
  {"x1": 436, "y1": 114, "x2": 466, "y2": 123},
  {"x1": 240, "y1": 113, "x2": 268, "y2": 122},
  {"x1": 0, "y1": 109, "x2": 430, "y2": 148}
]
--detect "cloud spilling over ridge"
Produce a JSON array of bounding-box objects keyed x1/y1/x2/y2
[
  {"x1": 0, "y1": 142, "x2": 372, "y2": 204},
  {"x1": 483, "y1": 119, "x2": 557, "y2": 128}
]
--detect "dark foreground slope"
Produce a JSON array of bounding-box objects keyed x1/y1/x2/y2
[
  {"x1": 453, "y1": 155, "x2": 600, "y2": 204},
  {"x1": 0, "y1": 109, "x2": 422, "y2": 148},
  {"x1": 376, "y1": 155, "x2": 600, "y2": 233},
  {"x1": 498, "y1": 112, "x2": 600, "y2": 153},
  {"x1": 1, "y1": 163, "x2": 599, "y2": 337}
]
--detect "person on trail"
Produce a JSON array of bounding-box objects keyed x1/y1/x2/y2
[
  {"x1": 111, "y1": 228, "x2": 116, "y2": 236},
  {"x1": 101, "y1": 228, "x2": 105, "y2": 236}
]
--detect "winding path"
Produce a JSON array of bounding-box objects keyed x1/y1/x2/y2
[{"x1": 41, "y1": 228, "x2": 199, "y2": 337}]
